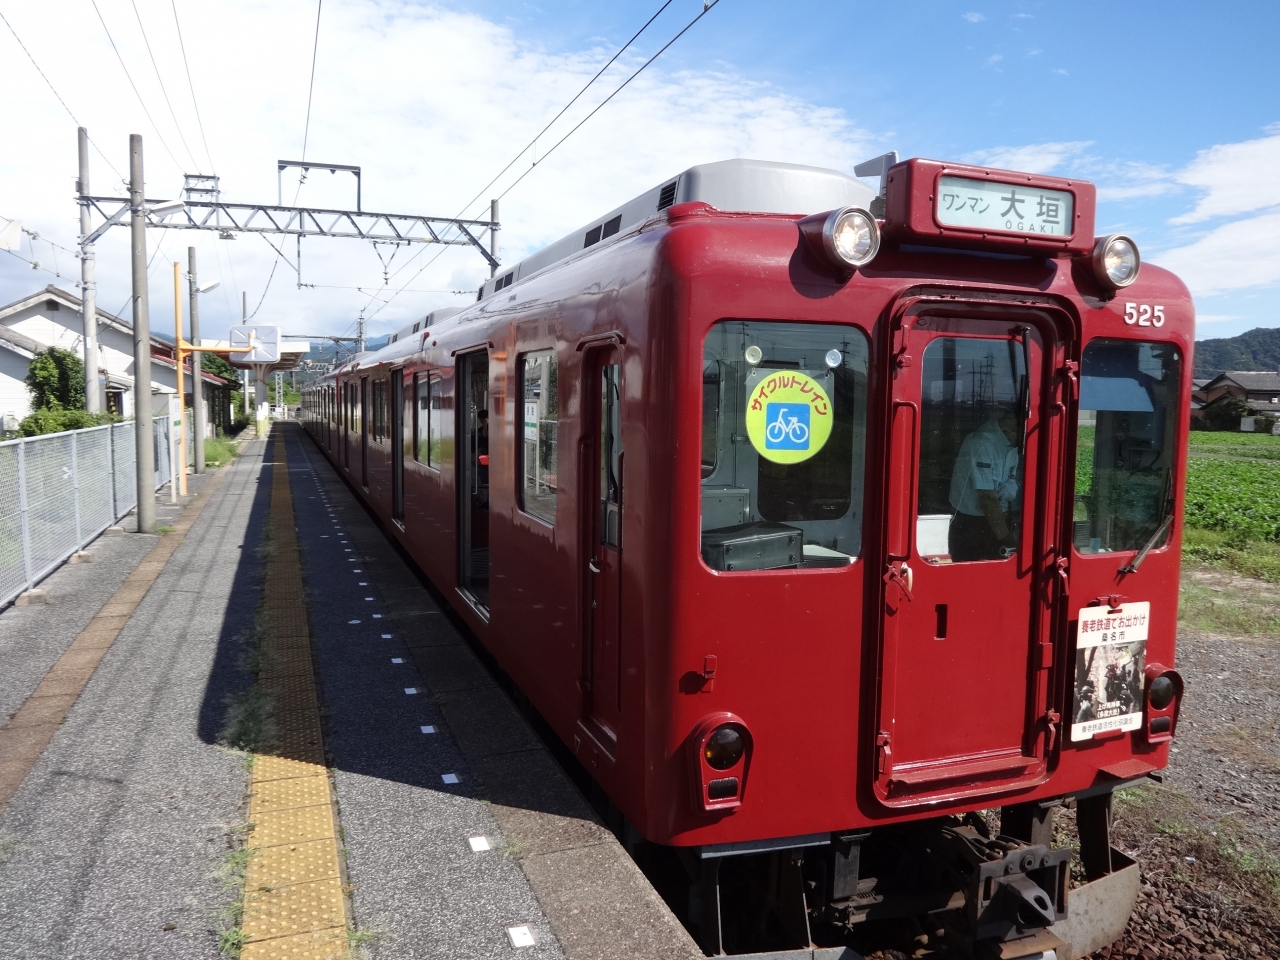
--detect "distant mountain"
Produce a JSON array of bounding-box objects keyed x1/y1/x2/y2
[{"x1": 1194, "y1": 327, "x2": 1280, "y2": 379}]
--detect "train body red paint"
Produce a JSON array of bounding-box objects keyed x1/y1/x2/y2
[{"x1": 303, "y1": 158, "x2": 1192, "y2": 956}]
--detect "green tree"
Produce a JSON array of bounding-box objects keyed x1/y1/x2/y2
[
  {"x1": 201, "y1": 351, "x2": 240, "y2": 382},
  {"x1": 1203, "y1": 395, "x2": 1249, "y2": 431},
  {"x1": 25, "y1": 347, "x2": 86, "y2": 410}
]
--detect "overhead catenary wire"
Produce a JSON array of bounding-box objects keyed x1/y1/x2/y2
[
  {"x1": 169, "y1": 0, "x2": 216, "y2": 173},
  {"x1": 129, "y1": 0, "x2": 199, "y2": 170},
  {"x1": 89, "y1": 0, "x2": 185, "y2": 171},
  {"x1": 378, "y1": 0, "x2": 678, "y2": 293},
  {"x1": 365, "y1": 0, "x2": 722, "y2": 323},
  {"x1": 0, "y1": 9, "x2": 126, "y2": 186}
]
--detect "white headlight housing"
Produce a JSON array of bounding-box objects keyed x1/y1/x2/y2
[
  {"x1": 822, "y1": 207, "x2": 880, "y2": 269},
  {"x1": 1092, "y1": 234, "x2": 1140, "y2": 289}
]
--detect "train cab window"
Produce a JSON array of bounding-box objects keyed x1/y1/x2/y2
[
  {"x1": 519, "y1": 351, "x2": 559, "y2": 524},
  {"x1": 917, "y1": 336, "x2": 1028, "y2": 564},
  {"x1": 414, "y1": 374, "x2": 443, "y2": 467},
  {"x1": 1074, "y1": 339, "x2": 1181, "y2": 555},
  {"x1": 700, "y1": 320, "x2": 869, "y2": 571}
]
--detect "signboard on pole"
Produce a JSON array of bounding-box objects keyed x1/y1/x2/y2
[{"x1": 228, "y1": 324, "x2": 281, "y2": 366}]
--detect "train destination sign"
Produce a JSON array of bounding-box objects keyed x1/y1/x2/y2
[
  {"x1": 936, "y1": 176, "x2": 1074, "y2": 237},
  {"x1": 1071, "y1": 601, "x2": 1150, "y2": 742}
]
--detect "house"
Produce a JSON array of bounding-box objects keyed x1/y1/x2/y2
[
  {"x1": 1197, "y1": 371, "x2": 1280, "y2": 415},
  {"x1": 0, "y1": 285, "x2": 233, "y2": 432}
]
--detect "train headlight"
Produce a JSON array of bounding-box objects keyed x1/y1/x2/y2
[
  {"x1": 1092, "y1": 234, "x2": 1140, "y2": 289},
  {"x1": 1148, "y1": 674, "x2": 1176, "y2": 710},
  {"x1": 705, "y1": 725, "x2": 746, "y2": 770},
  {"x1": 823, "y1": 207, "x2": 880, "y2": 269}
]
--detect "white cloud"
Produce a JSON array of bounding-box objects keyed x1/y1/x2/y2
[
  {"x1": 1026, "y1": 48, "x2": 1042, "y2": 57},
  {"x1": 1053, "y1": 68, "x2": 1068, "y2": 76},
  {"x1": 1152, "y1": 211, "x2": 1280, "y2": 297},
  {"x1": 1169, "y1": 125, "x2": 1280, "y2": 224},
  {"x1": 963, "y1": 140, "x2": 1092, "y2": 174},
  {"x1": 0, "y1": 1, "x2": 881, "y2": 340},
  {"x1": 963, "y1": 12, "x2": 986, "y2": 22},
  {"x1": 984, "y1": 54, "x2": 1004, "y2": 67}
]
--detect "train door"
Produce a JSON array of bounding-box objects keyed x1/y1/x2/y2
[
  {"x1": 876, "y1": 314, "x2": 1052, "y2": 805},
  {"x1": 457, "y1": 351, "x2": 490, "y2": 609},
  {"x1": 360, "y1": 376, "x2": 369, "y2": 487},
  {"x1": 582, "y1": 349, "x2": 624, "y2": 744},
  {"x1": 391, "y1": 370, "x2": 404, "y2": 523}
]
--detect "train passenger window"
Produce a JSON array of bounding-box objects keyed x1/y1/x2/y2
[
  {"x1": 372, "y1": 380, "x2": 388, "y2": 442},
  {"x1": 414, "y1": 374, "x2": 442, "y2": 467},
  {"x1": 700, "y1": 320, "x2": 869, "y2": 570},
  {"x1": 519, "y1": 351, "x2": 558, "y2": 524},
  {"x1": 1074, "y1": 340, "x2": 1181, "y2": 555}
]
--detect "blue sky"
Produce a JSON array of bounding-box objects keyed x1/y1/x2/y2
[{"x1": 1, "y1": 0, "x2": 1277, "y2": 341}]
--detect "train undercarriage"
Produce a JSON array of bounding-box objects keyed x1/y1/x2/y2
[{"x1": 642, "y1": 787, "x2": 1144, "y2": 960}]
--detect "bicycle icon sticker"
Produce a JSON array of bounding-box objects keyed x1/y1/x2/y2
[{"x1": 744, "y1": 370, "x2": 833, "y2": 464}]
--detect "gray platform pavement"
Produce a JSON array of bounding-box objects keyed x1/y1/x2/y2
[
  {"x1": 285, "y1": 425, "x2": 701, "y2": 960},
  {"x1": 0, "y1": 436, "x2": 271, "y2": 959}
]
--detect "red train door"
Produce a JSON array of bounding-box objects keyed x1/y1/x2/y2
[
  {"x1": 582, "y1": 349, "x2": 623, "y2": 745},
  {"x1": 876, "y1": 312, "x2": 1053, "y2": 806}
]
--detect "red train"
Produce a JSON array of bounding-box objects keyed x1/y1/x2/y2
[{"x1": 303, "y1": 156, "x2": 1191, "y2": 959}]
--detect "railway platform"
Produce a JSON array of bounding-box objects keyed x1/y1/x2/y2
[{"x1": 0, "y1": 423, "x2": 699, "y2": 960}]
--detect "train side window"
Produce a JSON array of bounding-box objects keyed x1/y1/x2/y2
[
  {"x1": 414, "y1": 374, "x2": 442, "y2": 467},
  {"x1": 372, "y1": 379, "x2": 388, "y2": 442},
  {"x1": 1074, "y1": 339, "x2": 1181, "y2": 555},
  {"x1": 700, "y1": 320, "x2": 869, "y2": 570},
  {"x1": 519, "y1": 351, "x2": 558, "y2": 524}
]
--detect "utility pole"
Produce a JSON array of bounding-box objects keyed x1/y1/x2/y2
[
  {"x1": 490, "y1": 199, "x2": 499, "y2": 277},
  {"x1": 356, "y1": 315, "x2": 366, "y2": 354},
  {"x1": 77, "y1": 127, "x2": 100, "y2": 413},
  {"x1": 130, "y1": 134, "x2": 156, "y2": 535},
  {"x1": 188, "y1": 246, "x2": 205, "y2": 472},
  {"x1": 242, "y1": 291, "x2": 251, "y2": 417}
]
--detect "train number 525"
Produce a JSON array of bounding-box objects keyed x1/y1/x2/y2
[{"x1": 1124, "y1": 303, "x2": 1165, "y2": 326}]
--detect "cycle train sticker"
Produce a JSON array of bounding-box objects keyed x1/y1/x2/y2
[{"x1": 745, "y1": 370, "x2": 833, "y2": 464}]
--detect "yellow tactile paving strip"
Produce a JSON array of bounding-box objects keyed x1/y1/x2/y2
[{"x1": 241, "y1": 428, "x2": 351, "y2": 959}]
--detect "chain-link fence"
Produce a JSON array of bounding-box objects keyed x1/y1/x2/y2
[{"x1": 0, "y1": 416, "x2": 176, "y2": 608}]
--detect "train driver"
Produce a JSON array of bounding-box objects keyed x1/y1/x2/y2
[{"x1": 947, "y1": 408, "x2": 1021, "y2": 561}]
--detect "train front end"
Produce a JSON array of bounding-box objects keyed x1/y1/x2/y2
[{"x1": 663, "y1": 157, "x2": 1192, "y2": 957}]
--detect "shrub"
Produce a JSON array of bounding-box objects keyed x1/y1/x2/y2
[
  {"x1": 18, "y1": 407, "x2": 119, "y2": 437},
  {"x1": 25, "y1": 347, "x2": 86, "y2": 410}
]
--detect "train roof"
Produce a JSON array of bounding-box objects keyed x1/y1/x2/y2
[
  {"x1": 477, "y1": 158, "x2": 876, "y2": 302},
  {"x1": 332, "y1": 159, "x2": 878, "y2": 376}
]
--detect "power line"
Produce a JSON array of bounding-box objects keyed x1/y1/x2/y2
[
  {"x1": 169, "y1": 0, "x2": 216, "y2": 173},
  {"x1": 0, "y1": 9, "x2": 126, "y2": 186},
  {"x1": 129, "y1": 0, "x2": 198, "y2": 169},
  {"x1": 495, "y1": 0, "x2": 721, "y2": 206},
  {"x1": 300, "y1": 0, "x2": 323, "y2": 165},
  {"x1": 379, "y1": 0, "x2": 676, "y2": 292},
  {"x1": 89, "y1": 0, "x2": 185, "y2": 171},
  {"x1": 366, "y1": 0, "x2": 722, "y2": 322}
]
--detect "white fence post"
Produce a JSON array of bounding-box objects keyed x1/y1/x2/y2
[{"x1": 16, "y1": 439, "x2": 33, "y2": 592}]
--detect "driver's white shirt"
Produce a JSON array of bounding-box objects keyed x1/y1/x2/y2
[{"x1": 949, "y1": 418, "x2": 1018, "y2": 517}]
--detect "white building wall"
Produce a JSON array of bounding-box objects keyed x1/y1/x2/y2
[{"x1": 0, "y1": 349, "x2": 32, "y2": 424}]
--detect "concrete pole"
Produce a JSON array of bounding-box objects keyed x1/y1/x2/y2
[
  {"x1": 490, "y1": 198, "x2": 499, "y2": 278},
  {"x1": 188, "y1": 246, "x2": 206, "y2": 472},
  {"x1": 173, "y1": 262, "x2": 188, "y2": 496},
  {"x1": 78, "y1": 127, "x2": 100, "y2": 413},
  {"x1": 130, "y1": 134, "x2": 156, "y2": 534},
  {"x1": 242, "y1": 291, "x2": 251, "y2": 417}
]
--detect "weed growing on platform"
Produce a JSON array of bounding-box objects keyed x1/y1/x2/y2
[
  {"x1": 156, "y1": 524, "x2": 176, "y2": 534},
  {"x1": 214, "y1": 827, "x2": 254, "y2": 958},
  {"x1": 205, "y1": 436, "x2": 239, "y2": 468},
  {"x1": 219, "y1": 614, "x2": 278, "y2": 754},
  {"x1": 347, "y1": 922, "x2": 380, "y2": 956}
]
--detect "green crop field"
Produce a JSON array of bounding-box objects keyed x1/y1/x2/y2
[
  {"x1": 1187, "y1": 430, "x2": 1280, "y2": 461},
  {"x1": 1183, "y1": 457, "x2": 1280, "y2": 542}
]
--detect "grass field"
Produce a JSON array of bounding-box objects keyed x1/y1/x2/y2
[{"x1": 1188, "y1": 430, "x2": 1280, "y2": 460}]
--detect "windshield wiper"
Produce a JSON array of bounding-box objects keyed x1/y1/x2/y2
[{"x1": 1119, "y1": 514, "x2": 1174, "y2": 575}]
